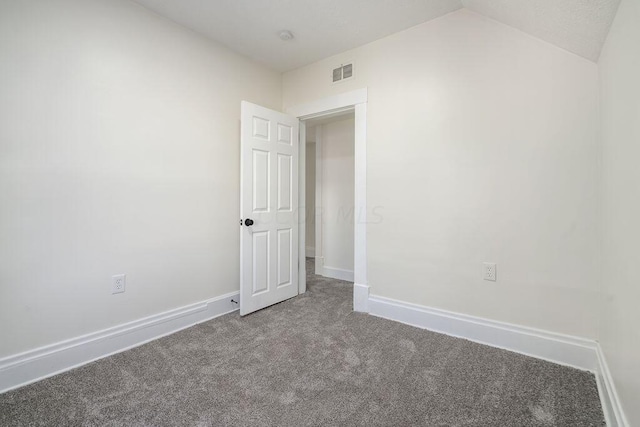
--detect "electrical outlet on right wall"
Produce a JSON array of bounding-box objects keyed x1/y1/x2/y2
[
  {"x1": 483, "y1": 263, "x2": 496, "y2": 281},
  {"x1": 112, "y1": 274, "x2": 126, "y2": 294}
]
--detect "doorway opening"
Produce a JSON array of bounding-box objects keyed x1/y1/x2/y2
[
  {"x1": 287, "y1": 88, "x2": 369, "y2": 312},
  {"x1": 305, "y1": 113, "x2": 355, "y2": 282}
]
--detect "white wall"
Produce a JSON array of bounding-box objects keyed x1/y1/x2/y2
[
  {"x1": 320, "y1": 118, "x2": 355, "y2": 276},
  {"x1": 599, "y1": 0, "x2": 640, "y2": 423},
  {"x1": 305, "y1": 139, "x2": 316, "y2": 256},
  {"x1": 0, "y1": 0, "x2": 281, "y2": 358},
  {"x1": 283, "y1": 9, "x2": 600, "y2": 338}
]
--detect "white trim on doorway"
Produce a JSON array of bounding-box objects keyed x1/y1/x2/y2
[
  {"x1": 297, "y1": 121, "x2": 307, "y2": 295},
  {"x1": 287, "y1": 88, "x2": 367, "y2": 119},
  {"x1": 287, "y1": 88, "x2": 369, "y2": 313},
  {"x1": 314, "y1": 125, "x2": 324, "y2": 276}
]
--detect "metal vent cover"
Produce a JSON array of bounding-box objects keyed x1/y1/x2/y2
[
  {"x1": 332, "y1": 63, "x2": 354, "y2": 83},
  {"x1": 332, "y1": 67, "x2": 342, "y2": 82},
  {"x1": 342, "y1": 63, "x2": 353, "y2": 79}
]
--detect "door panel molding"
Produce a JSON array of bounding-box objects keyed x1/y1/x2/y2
[{"x1": 240, "y1": 101, "x2": 299, "y2": 316}]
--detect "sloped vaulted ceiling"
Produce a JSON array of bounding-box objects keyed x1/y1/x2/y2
[
  {"x1": 462, "y1": 0, "x2": 621, "y2": 62},
  {"x1": 133, "y1": 0, "x2": 621, "y2": 71}
]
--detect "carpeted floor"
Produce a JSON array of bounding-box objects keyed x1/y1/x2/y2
[{"x1": 0, "y1": 259, "x2": 604, "y2": 426}]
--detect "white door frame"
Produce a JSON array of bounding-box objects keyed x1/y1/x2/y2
[
  {"x1": 313, "y1": 126, "x2": 323, "y2": 277},
  {"x1": 286, "y1": 88, "x2": 369, "y2": 312}
]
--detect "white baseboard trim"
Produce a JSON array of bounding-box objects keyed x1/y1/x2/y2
[
  {"x1": 0, "y1": 291, "x2": 240, "y2": 394},
  {"x1": 368, "y1": 294, "x2": 633, "y2": 426},
  {"x1": 322, "y1": 266, "x2": 354, "y2": 282},
  {"x1": 595, "y1": 344, "x2": 629, "y2": 427},
  {"x1": 305, "y1": 246, "x2": 315, "y2": 258},
  {"x1": 353, "y1": 283, "x2": 370, "y2": 313},
  {"x1": 368, "y1": 294, "x2": 598, "y2": 372},
  {"x1": 368, "y1": 294, "x2": 629, "y2": 427},
  {"x1": 2, "y1": 288, "x2": 628, "y2": 426}
]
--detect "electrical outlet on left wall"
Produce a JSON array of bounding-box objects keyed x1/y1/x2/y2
[{"x1": 112, "y1": 274, "x2": 126, "y2": 294}]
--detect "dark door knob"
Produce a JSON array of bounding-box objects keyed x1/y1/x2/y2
[{"x1": 244, "y1": 218, "x2": 254, "y2": 226}]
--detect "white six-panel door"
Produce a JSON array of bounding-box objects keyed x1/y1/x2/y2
[{"x1": 240, "y1": 101, "x2": 299, "y2": 315}]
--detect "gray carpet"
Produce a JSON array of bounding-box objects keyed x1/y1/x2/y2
[{"x1": 0, "y1": 259, "x2": 604, "y2": 426}]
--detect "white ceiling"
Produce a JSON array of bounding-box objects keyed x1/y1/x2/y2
[
  {"x1": 463, "y1": 0, "x2": 621, "y2": 62},
  {"x1": 132, "y1": 0, "x2": 462, "y2": 71},
  {"x1": 133, "y1": 0, "x2": 621, "y2": 71}
]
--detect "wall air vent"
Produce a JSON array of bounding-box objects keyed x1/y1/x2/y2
[
  {"x1": 332, "y1": 62, "x2": 354, "y2": 84},
  {"x1": 342, "y1": 63, "x2": 353, "y2": 79},
  {"x1": 332, "y1": 66, "x2": 342, "y2": 83}
]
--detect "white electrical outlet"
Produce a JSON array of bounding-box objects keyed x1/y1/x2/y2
[
  {"x1": 483, "y1": 263, "x2": 496, "y2": 281},
  {"x1": 112, "y1": 274, "x2": 126, "y2": 294}
]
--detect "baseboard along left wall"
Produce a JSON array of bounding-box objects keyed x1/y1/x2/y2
[{"x1": 0, "y1": 291, "x2": 240, "y2": 394}]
